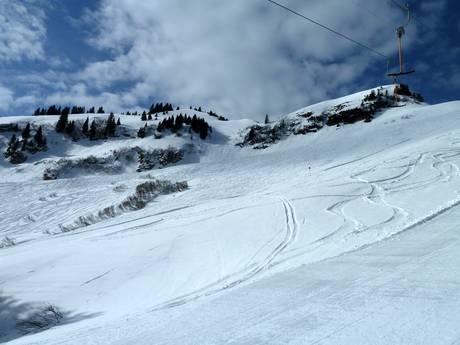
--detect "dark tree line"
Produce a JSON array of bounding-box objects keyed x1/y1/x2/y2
[
  {"x1": 207, "y1": 110, "x2": 228, "y2": 121},
  {"x1": 149, "y1": 103, "x2": 173, "y2": 114},
  {"x1": 34, "y1": 106, "x2": 105, "y2": 116},
  {"x1": 155, "y1": 114, "x2": 211, "y2": 139},
  {"x1": 55, "y1": 112, "x2": 121, "y2": 141}
]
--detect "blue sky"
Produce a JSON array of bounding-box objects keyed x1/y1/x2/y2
[{"x1": 0, "y1": 0, "x2": 458, "y2": 120}]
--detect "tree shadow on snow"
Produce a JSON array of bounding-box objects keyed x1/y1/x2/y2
[{"x1": 0, "y1": 292, "x2": 102, "y2": 343}]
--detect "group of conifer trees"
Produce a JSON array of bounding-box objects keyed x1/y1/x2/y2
[
  {"x1": 34, "y1": 106, "x2": 105, "y2": 116},
  {"x1": 139, "y1": 114, "x2": 211, "y2": 140},
  {"x1": 4, "y1": 123, "x2": 47, "y2": 163},
  {"x1": 148, "y1": 103, "x2": 174, "y2": 114},
  {"x1": 55, "y1": 112, "x2": 121, "y2": 141}
]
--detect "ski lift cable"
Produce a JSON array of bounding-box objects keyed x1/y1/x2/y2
[
  {"x1": 266, "y1": 0, "x2": 390, "y2": 60},
  {"x1": 352, "y1": 0, "x2": 395, "y2": 27},
  {"x1": 387, "y1": 0, "x2": 427, "y2": 30}
]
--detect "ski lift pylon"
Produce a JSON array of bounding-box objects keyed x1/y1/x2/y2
[{"x1": 387, "y1": 3, "x2": 415, "y2": 81}]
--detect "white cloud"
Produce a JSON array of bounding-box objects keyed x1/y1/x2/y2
[
  {"x1": 0, "y1": 85, "x2": 14, "y2": 111},
  {"x1": 0, "y1": 0, "x2": 47, "y2": 63},
  {"x1": 0, "y1": 84, "x2": 39, "y2": 114},
  {"x1": 53, "y1": 0, "x2": 408, "y2": 118},
  {"x1": 45, "y1": 83, "x2": 126, "y2": 111}
]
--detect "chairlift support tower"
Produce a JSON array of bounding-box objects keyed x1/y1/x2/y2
[{"x1": 387, "y1": 3, "x2": 415, "y2": 82}]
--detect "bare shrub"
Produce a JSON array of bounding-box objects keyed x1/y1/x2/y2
[
  {"x1": 113, "y1": 184, "x2": 128, "y2": 192},
  {"x1": 0, "y1": 236, "x2": 16, "y2": 248},
  {"x1": 15, "y1": 304, "x2": 63, "y2": 335}
]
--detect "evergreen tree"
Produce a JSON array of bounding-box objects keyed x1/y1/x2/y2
[
  {"x1": 34, "y1": 126, "x2": 46, "y2": 147},
  {"x1": 55, "y1": 112, "x2": 69, "y2": 133},
  {"x1": 89, "y1": 119, "x2": 98, "y2": 140},
  {"x1": 65, "y1": 121, "x2": 76, "y2": 135},
  {"x1": 21, "y1": 123, "x2": 31, "y2": 140},
  {"x1": 82, "y1": 117, "x2": 89, "y2": 135},
  {"x1": 47, "y1": 105, "x2": 57, "y2": 115},
  {"x1": 97, "y1": 106, "x2": 105, "y2": 114},
  {"x1": 137, "y1": 123, "x2": 147, "y2": 138},
  {"x1": 264, "y1": 114, "x2": 270, "y2": 124},
  {"x1": 71, "y1": 106, "x2": 85, "y2": 114},
  {"x1": 61, "y1": 107, "x2": 70, "y2": 117},
  {"x1": 117, "y1": 117, "x2": 121, "y2": 126},
  {"x1": 199, "y1": 125, "x2": 208, "y2": 140},
  {"x1": 364, "y1": 90, "x2": 377, "y2": 102},
  {"x1": 105, "y1": 113, "x2": 116, "y2": 137},
  {"x1": 5, "y1": 134, "x2": 19, "y2": 157},
  {"x1": 141, "y1": 112, "x2": 147, "y2": 121},
  {"x1": 148, "y1": 113, "x2": 152, "y2": 121},
  {"x1": 34, "y1": 108, "x2": 40, "y2": 116},
  {"x1": 174, "y1": 114, "x2": 184, "y2": 132},
  {"x1": 21, "y1": 138, "x2": 28, "y2": 151},
  {"x1": 191, "y1": 115, "x2": 198, "y2": 133}
]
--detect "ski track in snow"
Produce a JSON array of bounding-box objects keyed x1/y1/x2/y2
[
  {"x1": 149, "y1": 198, "x2": 299, "y2": 311},
  {"x1": 145, "y1": 142, "x2": 459, "y2": 311},
  {"x1": 272, "y1": 143, "x2": 460, "y2": 267}
]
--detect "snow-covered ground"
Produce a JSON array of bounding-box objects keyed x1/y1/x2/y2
[{"x1": 1, "y1": 86, "x2": 460, "y2": 344}]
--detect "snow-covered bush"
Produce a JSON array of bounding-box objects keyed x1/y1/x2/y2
[
  {"x1": 137, "y1": 147, "x2": 183, "y2": 172},
  {"x1": 325, "y1": 107, "x2": 373, "y2": 126},
  {"x1": 0, "y1": 123, "x2": 19, "y2": 133},
  {"x1": 239, "y1": 86, "x2": 424, "y2": 149},
  {"x1": 43, "y1": 155, "x2": 124, "y2": 180},
  {"x1": 113, "y1": 184, "x2": 128, "y2": 192},
  {"x1": 43, "y1": 147, "x2": 183, "y2": 180},
  {"x1": 238, "y1": 119, "x2": 294, "y2": 149},
  {"x1": 0, "y1": 236, "x2": 16, "y2": 248},
  {"x1": 57, "y1": 179, "x2": 188, "y2": 233}
]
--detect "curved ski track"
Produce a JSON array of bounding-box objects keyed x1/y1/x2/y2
[
  {"x1": 149, "y1": 198, "x2": 299, "y2": 311},
  {"x1": 273, "y1": 144, "x2": 460, "y2": 265}
]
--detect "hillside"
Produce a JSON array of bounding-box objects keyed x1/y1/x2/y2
[{"x1": 1, "y1": 85, "x2": 460, "y2": 345}]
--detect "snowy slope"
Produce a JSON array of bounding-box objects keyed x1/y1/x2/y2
[{"x1": 1, "y1": 86, "x2": 460, "y2": 344}]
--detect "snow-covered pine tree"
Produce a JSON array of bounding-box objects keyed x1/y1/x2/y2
[
  {"x1": 55, "y1": 112, "x2": 69, "y2": 133},
  {"x1": 89, "y1": 119, "x2": 98, "y2": 140},
  {"x1": 21, "y1": 122, "x2": 31, "y2": 140},
  {"x1": 34, "y1": 126, "x2": 46, "y2": 148},
  {"x1": 82, "y1": 117, "x2": 89, "y2": 135},
  {"x1": 5, "y1": 134, "x2": 19, "y2": 157}
]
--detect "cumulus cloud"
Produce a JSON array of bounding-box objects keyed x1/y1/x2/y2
[
  {"x1": 0, "y1": 83, "x2": 39, "y2": 113},
  {"x1": 0, "y1": 0, "x2": 47, "y2": 63},
  {"x1": 0, "y1": 85, "x2": 14, "y2": 111},
  {"x1": 57, "y1": 0, "x2": 406, "y2": 119}
]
